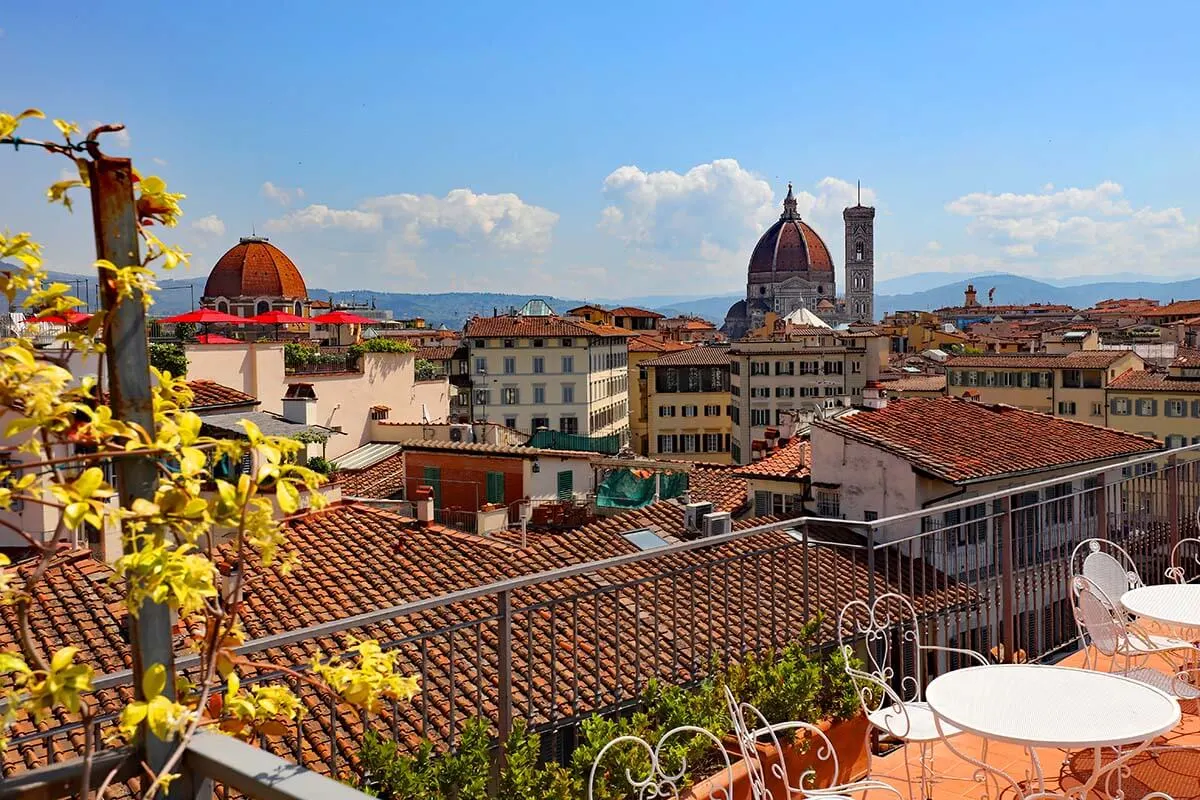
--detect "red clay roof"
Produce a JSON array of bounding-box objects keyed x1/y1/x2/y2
[
  {"x1": 413, "y1": 345, "x2": 458, "y2": 361},
  {"x1": 628, "y1": 336, "x2": 693, "y2": 354},
  {"x1": 640, "y1": 346, "x2": 731, "y2": 367},
  {"x1": 465, "y1": 316, "x2": 634, "y2": 339},
  {"x1": 609, "y1": 306, "x2": 664, "y2": 319},
  {"x1": 732, "y1": 439, "x2": 810, "y2": 481},
  {"x1": 1148, "y1": 300, "x2": 1200, "y2": 317},
  {"x1": 815, "y1": 396, "x2": 1162, "y2": 483},
  {"x1": 748, "y1": 218, "x2": 834, "y2": 275},
  {"x1": 883, "y1": 374, "x2": 947, "y2": 393},
  {"x1": 185, "y1": 379, "x2": 258, "y2": 410},
  {"x1": 945, "y1": 351, "x2": 1135, "y2": 369},
  {"x1": 335, "y1": 452, "x2": 406, "y2": 498},
  {"x1": 1108, "y1": 371, "x2": 1200, "y2": 394},
  {"x1": 1173, "y1": 347, "x2": 1200, "y2": 367},
  {"x1": 686, "y1": 465, "x2": 749, "y2": 513},
  {"x1": 3, "y1": 502, "x2": 973, "y2": 783},
  {"x1": 203, "y1": 236, "x2": 308, "y2": 299}
]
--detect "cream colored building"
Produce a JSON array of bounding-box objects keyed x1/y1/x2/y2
[
  {"x1": 642, "y1": 346, "x2": 733, "y2": 464},
  {"x1": 729, "y1": 327, "x2": 887, "y2": 464},
  {"x1": 944, "y1": 350, "x2": 1143, "y2": 425},
  {"x1": 628, "y1": 337, "x2": 693, "y2": 455},
  {"x1": 465, "y1": 314, "x2": 633, "y2": 442},
  {"x1": 1106, "y1": 351, "x2": 1200, "y2": 448}
]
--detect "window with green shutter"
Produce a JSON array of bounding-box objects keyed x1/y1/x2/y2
[
  {"x1": 422, "y1": 466, "x2": 442, "y2": 507},
  {"x1": 556, "y1": 470, "x2": 574, "y2": 500},
  {"x1": 486, "y1": 471, "x2": 505, "y2": 504}
]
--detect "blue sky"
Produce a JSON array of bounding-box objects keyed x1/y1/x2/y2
[{"x1": 4, "y1": 1, "x2": 1200, "y2": 299}]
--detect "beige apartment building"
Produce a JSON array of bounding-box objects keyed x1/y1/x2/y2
[
  {"x1": 628, "y1": 336, "x2": 693, "y2": 455},
  {"x1": 1106, "y1": 349, "x2": 1200, "y2": 447},
  {"x1": 944, "y1": 350, "x2": 1143, "y2": 425},
  {"x1": 728, "y1": 327, "x2": 886, "y2": 464},
  {"x1": 641, "y1": 346, "x2": 733, "y2": 463},
  {"x1": 465, "y1": 314, "x2": 633, "y2": 442}
]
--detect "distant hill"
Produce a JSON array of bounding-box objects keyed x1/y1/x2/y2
[{"x1": 13, "y1": 266, "x2": 1200, "y2": 329}]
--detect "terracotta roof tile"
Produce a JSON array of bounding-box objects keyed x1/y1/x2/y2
[
  {"x1": 944, "y1": 351, "x2": 1135, "y2": 369},
  {"x1": 1108, "y1": 370, "x2": 1200, "y2": 394},
  {"x1": 413, "y1": 345, "x2": 457, "y2": 361},
  {"x1": 608, "y1": 306, "x2": 664, "y2": 319},
  {"x1": 203, "y1": 237, "x2": 307, "y2": 299},
  {"x1": 1173, "y1": 347, "x2": 1200, "y2": 367},
  {"x1": 335, "y1": 452, "x2": 406, "y2": 498},
  {"x1": 640, "y1": 346, "x2": 731, "y2": 367},
  {"x1": 732, "y1": 439, "x2": 810, "y2": 481},
  {"x1": 184, "y1": 379, "x2": 258, "y2": 410},
  {"x1": 627, "y1": 336, "x2": 692, "y2": 354},
  {"x1": 685, "y1": 465, "x2": 749, "y2": 513},
  {"x1": 815, "y1": 396, "x2": 1161, "y2": 483},
  {"x1": 3, "y1": 503, "x2": 972, "y2": 784},
  {"x1": 465, "y1": 316, "x2": 633, "y2": 339},
  {"x1": 1150, "y1": 300, "x2": 1200, "y2": 316},
  {"x1": 883, "y1": 374, "x2": 947, "y2": 393}
]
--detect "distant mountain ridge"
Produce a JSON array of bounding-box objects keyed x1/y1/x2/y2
[{"x1": 12, "y1": 266, "x2": 1200, "y2": 328}]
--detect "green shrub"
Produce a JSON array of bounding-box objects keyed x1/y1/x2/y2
[
  {"x1": 306, "y1": 456, "x2": 334, "y2": 475},
  {"x1": 349, "y1": 338, "x2": 413, "y2": 360},
  {"x1": 149, "y1": 342, "x2": 188, "y2": 378},
  {"x1": 414, "y1": 358, "x2": 439, "y2": 381}
]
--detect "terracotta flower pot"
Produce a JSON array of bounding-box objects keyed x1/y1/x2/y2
[{"x1": 681, "y1": 713, "x2": 871, "y2": 800}]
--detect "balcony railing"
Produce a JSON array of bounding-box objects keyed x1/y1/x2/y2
[{"x1": 6, "y1": 444, "x2": 1200, "y2": 798}]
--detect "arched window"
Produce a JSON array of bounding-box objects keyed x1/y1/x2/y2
[
  {"x1": 294, "y1": 301, "x2": 302, "y2": 316},
  {"x1": 256, "y1": 300, "x2": 270, "y2": 315},
  {"x1": 216, "y1": 300, "x2": 229, "y2": 314},
  {"x1": 855, "y1": 242, "x2": 864, "y2": 262}
]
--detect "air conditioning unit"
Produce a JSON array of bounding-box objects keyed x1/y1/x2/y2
[
  {"x1": 701, "y1": 511, "x2": 732, "y2": 539},
  {"x1": 449, "y1": 423, "x2": 472, "y2": 442},
  {"x1": 684, "y1": 501, "x2": 714, "y2": 531}
]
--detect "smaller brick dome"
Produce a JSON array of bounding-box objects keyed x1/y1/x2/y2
[{"x1": 203, "y1": 237, "x2": 308, "y2": 299}]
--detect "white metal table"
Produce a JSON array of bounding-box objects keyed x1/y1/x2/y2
[
  {"x1": 1122, "y1": 584, "x2": 1200, "y2": 629},
  {"x1": 925, "y1": 664, "x2": 1180, "y2": 798}
]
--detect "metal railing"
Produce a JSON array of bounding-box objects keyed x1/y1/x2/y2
[{"x1": 6, "y1": 444, "x2": 1199, "y2": 797}]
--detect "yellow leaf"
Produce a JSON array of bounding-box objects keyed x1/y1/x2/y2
[
  {"x1": 143, "y1": 663, "x2": 167, "y2": 700},
  {"x1": 0, "y1": 652, "x2": 30, "y2": 674},
  {"x1": 50, "y1": 647, "x2": 78, "y2": 672},
  {"x1": 63, "y1": 502, "x2": 89, "y2": 529},
  {"x1": 72, "y1": 467, "x2": 105, "y2": 499},
  {"x1": 52, "y1": 119, "x2": 80, "y2": 137},
  {"x1": 276, "y1": 481, "x2": 299, "y2": 515}
]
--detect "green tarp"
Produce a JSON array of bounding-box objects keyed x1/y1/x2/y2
[
  {"x1": 596, "y1": 468, "x2": 689, "y2": 509},
  {"x1": 527, "y1": 430, "x2": 620, "y2": 454}
]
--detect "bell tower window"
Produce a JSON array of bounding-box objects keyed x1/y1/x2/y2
[{"x1": 855, "y1": 242, "x2": 864, "y2": 262}]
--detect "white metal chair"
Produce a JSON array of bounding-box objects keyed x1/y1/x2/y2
[
  {"x1": 723, "y1": 687, "x2": 901, "y2": 800},
  {"x1": 837, "y1": 593, "x2": 990, "y2": 800},
  {"x1": 1070, "y1": 538, "x2": 1144, "y2": 610},
  {"x1": 1069, "y1": 574, "x2": 1200, "y2": 710},
  {"x1": 1165, "y1": 537, "x2": 1200, "y2": 584}
]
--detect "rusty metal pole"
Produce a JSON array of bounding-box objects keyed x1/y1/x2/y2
[
  {"x1": 1168, "y1": 454, "x2": 1181, "y2": 556},
  {"x1": 998, "y1": 495, "x2": 1016, "y2": 663},
  {"x1": 86, "y1": 154, "x2": 184, "y2": 796}
]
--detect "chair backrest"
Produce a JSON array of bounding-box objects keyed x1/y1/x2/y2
[
  {"x1": 1071, "y1": 538, "x2": 1143, "y2": 606},
  {"x1": 724, "y1": 687, "x2": 838, "y2": 799},
  {"x1": 586, "y1": 722, "x2": 732, "y2": 800},
  {"x1": 1070, "y1": 574, "x2": 1129, "y2": 659},
  {"x1": 1167, "y1": 537, "x2": 1200, "y2": 584},
  {"x1": 838, "y1": 593, "x2": 924, "y2": 707}
]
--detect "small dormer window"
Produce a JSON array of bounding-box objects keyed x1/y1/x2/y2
[{"x1": 370, "y1": 405, "x2": 390, "y2": 421}]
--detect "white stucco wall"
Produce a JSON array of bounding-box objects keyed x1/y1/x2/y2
[{"x1": 522, "y1": 456, "x2": 596, "y2": 501}]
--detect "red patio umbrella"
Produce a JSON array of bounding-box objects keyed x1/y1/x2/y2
[
  {"x1": 194, "y1": 333, "x2": 240, "y2": 344},
  {"x1": 246, "y1": 309, "x2": 310, "y2": 341},
  {"x1": 308, "y1": 310, "x2": 376, "y2": 325},
  {"x1": 161, "y1": 309, "x2": 247, "y2": 325},
  {"x1": 32, "y1": 310, "x2": 92, "y2": 326},
  {"x1": 309, "y1": 310, "x2": 375, "y2": 345}
]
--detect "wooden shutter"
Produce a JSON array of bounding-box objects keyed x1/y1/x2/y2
[
  {"x1": 556, "y1": 470, "x2": 573, "y2": 501},
  {"x1": 423, "y1": 466, "x2": 442, "y2": 507},
  {"x1": 486, "y1": 471, "x2": 505, "y2": 504}
]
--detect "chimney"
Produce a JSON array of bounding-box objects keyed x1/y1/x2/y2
[
  {"x1": 862, "y1": 380, "x2": 889, "y2": 410},
  {"x1": 413, "y1": 484, "x2": 435, "y2": 526},
  {"x1": 964, "y1": 284, "x2": 978, "y2": 308},
  {"x1": 282, "y1": 383, "x2": 317, "y2": 424}
]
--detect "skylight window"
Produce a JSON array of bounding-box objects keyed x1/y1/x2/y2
[{"x1": 622, "y1": 528, "x2": 669, "y2": 551}]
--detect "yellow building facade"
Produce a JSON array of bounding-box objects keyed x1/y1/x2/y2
[{"x1": 642, "y1": 347, "x2": 733, "y2": 464}]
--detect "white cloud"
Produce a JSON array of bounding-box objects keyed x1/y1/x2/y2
[
  {"x1": 266, "y1": 188, "x2": 558, "y2": 252},
  {"x1": 191, "y1": 214, "x2": 226, "y2": 238},
  {"x1": 265, "y1": 204, "x2": 381, "y2": 232},
  {"x1": 152, "y1": 157, "x2": 168, "y2": 166},
  {"x1": 879, "y1": 181, "x2": 1200, "y2": 281},
  {"x1": 597, "y1": 161, "x2": 878, "y2": 286},
  {"x1": 925, "y1": 240, "x2": 942, "y2": 252},
  {"x1": 261, "y1": 181, "x2": 305, "y2": 206}
]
